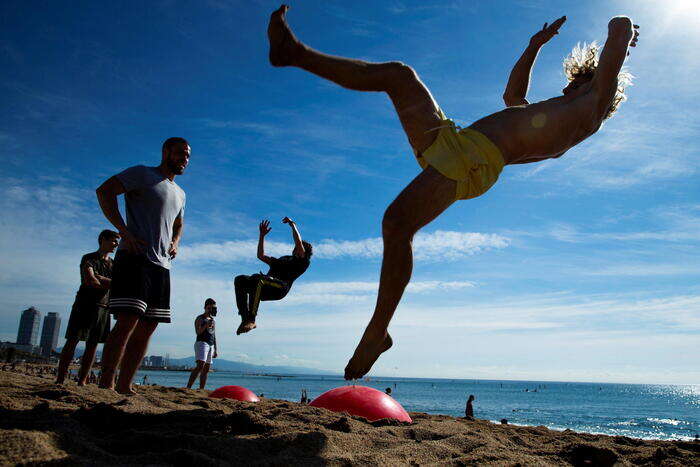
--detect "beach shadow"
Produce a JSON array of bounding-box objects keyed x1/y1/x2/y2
[{"x1": 0, "y1": 403, "x2": 331, "y2": 465}]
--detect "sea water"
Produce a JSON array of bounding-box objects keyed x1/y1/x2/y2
[{"x1": 135, "y1": 371, "x2": 699, "y2": 441}]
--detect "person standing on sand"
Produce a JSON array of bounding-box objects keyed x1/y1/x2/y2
[
  {"x1": 56, "y1": 230, "x2": 120, "y2": 385},
  {"x1": 267, "y1": 5, "x2": 639, "y2": 379},
  {"x1": 187, "y1": 298, "x2": 218, "y2": 390},
  {"x1": 465, "y1": 394, "x2": 475, "y2": 420},
  {"x1": 234, "y1": 217, "x2": 312, "y2": 335},
  {"x1": 96, "y1": 137, "x2": 189, "y2": 395}
]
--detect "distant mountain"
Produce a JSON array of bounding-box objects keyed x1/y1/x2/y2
[{"x1": 167, "y1": 356, "x2": 336, "y2": 376}]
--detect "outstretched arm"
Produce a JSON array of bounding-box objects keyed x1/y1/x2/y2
[
  {"x1": 282, "y1": 217, "x2": 305, "y2": 257},
  {"x1": 503, "y1": 16, "x2": 566, "y2": 107},
  {"x1": 257, "y1": 220, "x2": 275, "y2": 265},
  {"x1": 592, "y1": 17, "x2": 638, "y2": 113}
]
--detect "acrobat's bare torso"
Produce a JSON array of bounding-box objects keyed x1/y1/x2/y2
[{"x1": 471, "y1": 85, "x2": 603, "y2": 164}]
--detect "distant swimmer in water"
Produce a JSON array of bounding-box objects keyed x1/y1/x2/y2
[
  {"x1": 234, "y1": 217, "x2": 312, "y2": 334},
  {"x1": 267, "y1": 5, "x2": 639, "y2": 380}
]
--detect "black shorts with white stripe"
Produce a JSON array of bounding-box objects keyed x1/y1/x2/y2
[{"x1": 109, "y1": 250, "x2": 172, "y2": 323}]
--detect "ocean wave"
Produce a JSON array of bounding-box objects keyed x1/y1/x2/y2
[{"x1": 647, "y1": 418, "x2": 685, "y2": 426}]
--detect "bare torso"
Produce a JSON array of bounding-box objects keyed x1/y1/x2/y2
[{"x1": 469, "y1": 82, "x2": 605, "y2": 165}]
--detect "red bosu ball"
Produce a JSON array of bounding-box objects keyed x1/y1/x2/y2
[
  {"x1": 310, "y1": 385, "x2": 412, "y2": 422},
  {"x1": 209, "y1": 385, "x2": 260, "y2": 402}
]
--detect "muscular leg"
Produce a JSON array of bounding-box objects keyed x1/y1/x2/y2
[
  {"x1": 344, "y1": 167, "x2": 457, "y2": 379},
  {"x1": 56, "y1": 338, "x2": 78, "y2": 384},
  {"x1": 235, "y1": 275, "x2": 258, "y2": 335},
  {"x1": 187, "y1": 360, "x2": 204, "y2": 389},
  {"x1": 270, "y1": 5, "x2": 460, "y2": 379},
  {"x1": 199, "y1": 363, "x2": 211, "y2": 389},
  {"x1": 99, "y1": 312, "x2": 139, "y2": 390},
  {"x1": 116, "y1": 319, "x2": 158, "y2": 395},
  {"x1": 268, "y1": 5, "x2": 442, "y2": 153},
  {"x1": 77, "y1": 341, "x2": 98, "y2": 386}
]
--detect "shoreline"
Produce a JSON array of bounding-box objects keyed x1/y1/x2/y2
[{"x1": 2, "y1": 370, "x2": 698, "y2": 465}]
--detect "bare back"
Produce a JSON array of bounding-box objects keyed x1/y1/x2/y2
[{"x1": 470, "y1": 85, "x2": 602, "y2": 164}]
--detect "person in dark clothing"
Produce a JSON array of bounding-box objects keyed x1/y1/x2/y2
[
  {"x1": 56, "y1": 230, "x2": 120, "y2": 385},
  {"x1": 465, "y1": 394, "x2": 475, "y2": 420},
  {"x1": 187, "y1": 298, "x2": 218, "y2": 389},
  {"x1": 235, "y1": 217, "x2": 312, "y2": 335}
]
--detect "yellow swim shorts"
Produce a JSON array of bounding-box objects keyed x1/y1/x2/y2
[{"x1": 414, "y1": 109, "x2": 505, "y2": 200}]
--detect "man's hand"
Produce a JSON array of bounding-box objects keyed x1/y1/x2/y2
[
  {"x1": 529, "y1": 16, "x2": 566, "y2": 48},
  {"x1": 119, "y1": 230, "x2": 146, "y2": 254},
  {"x1": 282, "y1": 216, "x2": 294, "y2": 225},
  {"x1": 213, "y1": 351, "x2": 218, "y2": 359},
  {"x1": 259, "y1": 219, "x2": 271, "y2": 236},
  {"x1": 168, "y1": 241, "x2": 179, "y2": 259}
]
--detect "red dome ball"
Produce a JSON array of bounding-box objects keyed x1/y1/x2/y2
[
  {"x1": 310, "y1": 385, "x2": 412, "y2": 422},
  {"x1": 209, "y1": 385, "x2": 260, "y2": 402}
]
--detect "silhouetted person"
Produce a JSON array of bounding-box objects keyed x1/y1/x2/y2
[
  {"x1": 56, "y1": 230, "x2": 120, "y2": 385},
  {"x1": 465, "y1": 394, "x2": 475, "y2": 420},
  {"x1": 187, "y1": 298, "x2": 218, "y2": 389},
  {"x1": 97, "y1": 137, "x2": 189, "y2": 394},
  {"x1": 235, "y1": 217, "x2": 311, "y2": 334},
  {"x1": 268, "y1": 5, "x2": 639, "y2": 380}
]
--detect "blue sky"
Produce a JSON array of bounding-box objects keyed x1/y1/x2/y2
[{"x1": 1, "y1": 0, "x2": 698, "y2": 384}]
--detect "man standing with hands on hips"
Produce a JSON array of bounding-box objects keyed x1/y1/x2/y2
[{"x1": 96, "y1": 137, "x2": 189, "y2": 394}]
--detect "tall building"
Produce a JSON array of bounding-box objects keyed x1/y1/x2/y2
[
  {"x1": 40, "y1": 312, "x2": 62, "y2": 357},
  {"x1": 149, "y1": 356, "x2": 165, "y2": 367},
  {"x1": 17, "y1": 307, "x2": 42, "y2": 346}
]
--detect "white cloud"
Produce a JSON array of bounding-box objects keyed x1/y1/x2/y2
[{"x1": 179, "y1": 230, "x2": 509, "y2": 263}]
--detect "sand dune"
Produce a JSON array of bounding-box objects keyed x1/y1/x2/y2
[{"x1": 1, "y1": 370, "x2": 697, "y2": 465}]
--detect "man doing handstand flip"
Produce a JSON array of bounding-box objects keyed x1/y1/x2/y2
[
  {"x1": 234, "y1": 217, "x2": 312, "y2": 335},
  {"x1": 267, "y1": 5, "x2": 639, "y2": 379}
]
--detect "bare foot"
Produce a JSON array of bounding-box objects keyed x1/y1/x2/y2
[
  {"x1": 116, "y1": 384, "x2": 137, "y2": 396},
  {"x1": 268, "y1": 4, "x2": 300, "y2": 66},
  {"x1": 344, "y1": 330, "x2": 393, "y2": 380},
  {"x1": 237, "y1": 321, "x2": 257, "y2": 335}
]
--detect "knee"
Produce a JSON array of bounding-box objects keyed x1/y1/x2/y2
[
  {"x1": 382, "y1": 204, "x2": 415, "y2": 240},
  {"x1": 388, "y1": 61, "x2": 417, "y2": 81},
  {"x1": 113, "y1": 315, "x2": 138, "y2": 336}
]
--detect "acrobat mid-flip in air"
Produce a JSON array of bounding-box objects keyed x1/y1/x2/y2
[
  {"x1": 267, "y1": 5, "x2": 639, "y2": 379},
  {"x1": 234, "y1": 217, "x2": 312, "y2": 335}
]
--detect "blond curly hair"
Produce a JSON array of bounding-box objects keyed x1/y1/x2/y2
[{"x1": 563, "y1": 42, "x2": 633, "y2": 119}]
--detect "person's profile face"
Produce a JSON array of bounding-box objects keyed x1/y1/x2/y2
[
  {"x1": 101, "y1": 236, "x2": 120, "y2": 253},
  {"x1": 205, "y1": 303, "x2": 217, "y2": 316},
  {"x1": 165, "y1": 143, "x2": 191, "y2": 175}
]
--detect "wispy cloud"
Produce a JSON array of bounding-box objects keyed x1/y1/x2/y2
[
  {"x1": 179, "y1": 230, "x2": 509, "y2": 263},
  {"x1": 281, "y1": 279, "x2": 476, "y2": 305}
]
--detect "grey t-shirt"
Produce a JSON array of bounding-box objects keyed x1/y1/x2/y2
[{"x1": 116, "y1": 165, "x2": 186, "y2": 269}]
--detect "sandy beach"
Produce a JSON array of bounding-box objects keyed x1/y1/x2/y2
[{"x1": 1, "y1": 369, "x2": 698, "y2": 466}]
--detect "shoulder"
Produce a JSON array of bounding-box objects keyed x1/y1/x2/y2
[
  {"x1": 172, "y1": 181, "x2": 185, "y2": 195},
  {"x1": 81, "y1": 252, "x2": 97, "y2": 265},
  {"x1": 122, "y1": 164, "x2": 150, "y2": 174}
]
